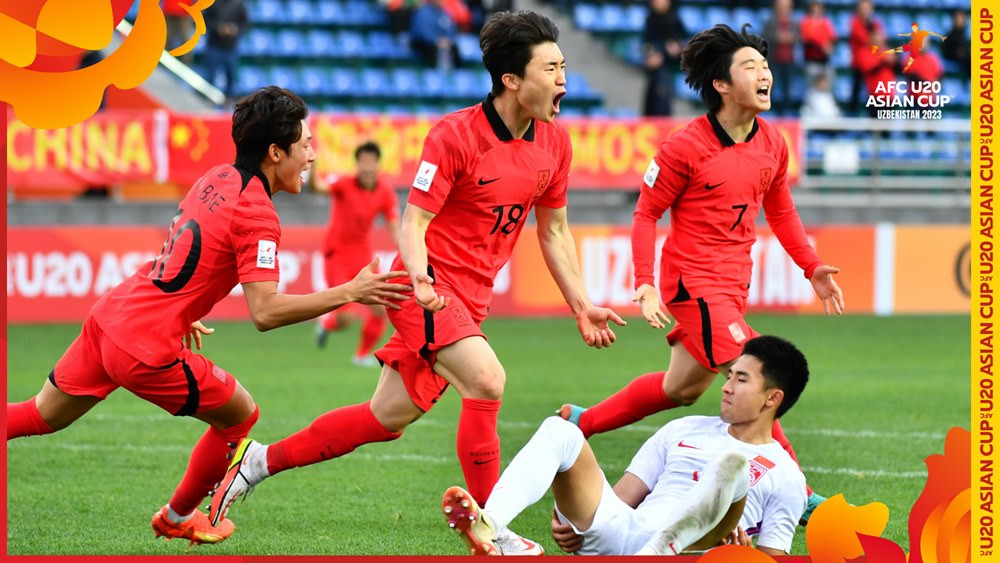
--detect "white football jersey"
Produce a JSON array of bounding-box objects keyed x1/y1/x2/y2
[{"x1": 624, "y1": 416, "x2": 807, "y2": 553}]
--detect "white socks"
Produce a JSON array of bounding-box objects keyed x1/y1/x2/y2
[
  {"x1": 484, "y1": 417, "x2": 586, "y2": 533},
  {"x1": 166, "y1": 504, "x2": 194, "y2": 524},
  {"x1": 244, "y1": 442, "x2": 271, "y2": 485},
  {"x1": 636, "y1": 451, "x2": 749, "y2": 556}
]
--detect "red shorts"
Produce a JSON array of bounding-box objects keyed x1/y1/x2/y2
[
  {"x1": 324, "y1": 249, "x2": 372, "y2": 288},
  {"x1": 50, "y1": 316, "x2": 237, "y2": 416},
  {"x1": 666, "y1": 294, "x2": 760, "y2": 371},
  {"x1": 374, "y1": 284, "x2": 485, "y2": 412}
]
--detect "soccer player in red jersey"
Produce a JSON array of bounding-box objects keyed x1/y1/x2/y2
[
  {"x1": 558, "y1": 24, "x2": 845, "y2": 524},
  {"x1": 6, "y1": 87, "x2": 410, "y2": 545},
  {"x1": 209, "y1": 11, "x2": 625, "y2": 554},
  {"x1": 315, "y1": 141, "x2": 400, "y2": 367}
]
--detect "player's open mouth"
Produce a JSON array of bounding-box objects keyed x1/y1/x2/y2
[
  {"x1": 553, "y1": 91, "x2": 566, "y2": 113},
  {"x1": 756, "y1": 85, "x2": 770, "y2": 102}
]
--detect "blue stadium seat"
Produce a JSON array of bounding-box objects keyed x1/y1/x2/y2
[
  {"x1": 275, "y1": 29, "x2": 306, "y2": 58},
  {"x1": 300, "y1": 66, "x2": 330, "y2": 96},
  {"x1": 384, "y1": 104, "x2": 413, "y2": 115},
  {"x1": 391, "y1": 68, "x2": 421, "y2": 97},
  {"x1": 452, "y1": 69, "x2": 482, "y2": 98},
  {"x1": 625, "y1": 5, "x2": 647, "y2": 33},
  {"x1": 338, "y1": 30, "x2": 365, "y2": 59},
  {"x1": 329, "y1": 68, "x2": 358, "y2": 97},
  {"x1": 240, "y1": 29, "x2": 274, "y2": 57},
  {"x1": 270, "y1": 66, "x2": 300, "y2": 90},
  {"x1": 833, "y1": 41, "x2": 851, "y2": 68},
  {"x1": 252, "y1": 0, "x2": 285, "y2": 24},
  {"x1": 368, "y1": 31, "x2": 399, "y2": 59},
  {"x1": 574, "y1": 4, "x2": 600, "y2": 31},
  {"x1": 679, "y1": 7, "x2": 703, "y2": 32},
  {"x1": 359, "y1": 68, "x2": 392, "y2": 97},
  {"x1": 305, "y1": 30, "x2": 338, "y2": 58},
  {"x1": 599, "y1": 5, "x2": 626, "y2": 33},
  {"x1": 675, "y1": 73, "x2": 699, "y2": 101},
  {"x1": 457, "y1": 34, "x2": 482, "y2": 63},
  {"x1": 316, "y1": 0, "x2": 344, "y2": 25},
  {"x1": 733, "y1": 8, "x2": 760, "y2": 31},
  {"x1": 421, "y1": 69, "x2": 448, "y2": 98},
  {"x1": 287, "y1": 0, "x2": 313, "y2": 24},
  {"x1": 706, "y1": 8, "x2": 733, "y2": 30},
  {"x1": 236, "y1": 65, "x2": 269, "y2": 95}
]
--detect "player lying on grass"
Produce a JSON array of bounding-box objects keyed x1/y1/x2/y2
[
  {"x1": 442, "y1": 335, "x2": 807, "y2": 556},
  {"x1": 6, "y1": 86, "x2": 410, "y2": 546},
  {"x1": 557, "y1": 23, "x2": 843, "y2": 524}
]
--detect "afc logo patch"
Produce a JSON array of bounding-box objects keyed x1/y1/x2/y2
[
  {"x1": 211, "y1": 365, "x2": 229, "y2": 384},
  {"x1": 536, "y1": 170, "x2": 551, "y2": 194},
  {"x1": 759, "y1": 168, "x2": 773, "y2": 193},
  {"x1": 748, "y1": 455, "x2": 776, "y2": 486},
  {"x1": 450, "y1": 303, "x2": 473, "y2": 327}
]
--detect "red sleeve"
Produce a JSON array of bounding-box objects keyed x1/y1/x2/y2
[
  {"x1": 328, "y1": 177, "x2": 344, "y2": 199},
  {"x1": 536, "y1": 127, "x2": 571, "y2": 208},
  {"x1": 761, "y1": 136, "x2": 822, "y2": 280},
  {"x1": 382, "y1": 182, "x2": 400, "y2": 221},
  {"x1": 406, "y1": 123, "x2": 462, "y2": 214},
  {"x1": 632, "y1": 140, "x2": 689, "y2": 289},
  {"x1": 231, "y1": 192, "x2": 282, "y2": 284}
]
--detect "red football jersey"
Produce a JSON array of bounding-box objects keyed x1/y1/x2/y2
[
  {"x1": 633, "y1": 113, "x2": 821, "y2": 303},
  {"x1": 398, "y1": 96, "x2": 571, "y2": 321},
  {"x1": 91, "y1": 165, "x2": 282, "y2": 366},
  {"x1": 322, "y1": 175, "x2": 399, "y2": 256}
]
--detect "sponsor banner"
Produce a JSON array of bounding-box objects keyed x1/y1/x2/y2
[
  {"x1": 7, "y1": 112, "x2": 802, "y2": 191},
  {"x1": 6, "y1": 110, "x2": 167, "y2": 190},
  {"x1": 6, "y1": 223, "x2": 964, "y2": 323}
]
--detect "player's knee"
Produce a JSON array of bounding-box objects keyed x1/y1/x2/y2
[{"x1": 464, "y1": 364, "x2": 506, "y2": 400}]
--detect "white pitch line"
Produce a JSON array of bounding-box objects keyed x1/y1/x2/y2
[{"x1": 8, "y1": 442, "x2": 927, "y2": 478}]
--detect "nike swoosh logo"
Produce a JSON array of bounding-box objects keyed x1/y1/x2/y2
[
  {"x1": 473, "y1": 458, "x2": 497, "y2": 465},
  {"x1": 705, "y1": 182, "x2": 725, "y2": 190},
  {"x1": 677, "y1": 441, "x2": 700, "y2": 449},
  {"x1": 478, "y1": 177, "x2": 501, "y2": 186}
]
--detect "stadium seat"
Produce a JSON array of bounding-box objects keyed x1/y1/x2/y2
[
  {"x1": 598, "y1": 5, "x2": 626, "y2": 33},
  {"x1": 457, "y1": 34, "x2": 482, "y2": 64},
  {"x1": 625, "y1": 5, "x2": 647, "y2": 33},
  {"x1": 300, "y1": 66, "x2": 330, "y2": 96},
  {"x1": 452, "y1": 69, "x2": 482, "y2": 98},
  {"x1": 338, "y1": 30, "x2": 365, "y2": 59},
  {"x1": 368, "y1": 31, "x2": 398, "y2": 59},
  {"x1": 253, "y1": 0, "x2": 285, "y2": 25},
  {"x1": 391, "y1": 68, "x2": 421, "y2": 97},
  {"x1": 236, "y1": 65, "x2": 269, "y2": 96},
  {"x1": 275, "y1": 29, "x2": 306, "y2": 58},
  {"x1": 306, "y1": 30, "x2": 339, "y2": 59},
  {"x1": 422, "y1": 69, "x2": 448, "y2": 98},
  {"x1": 733, "y1": 8, "x2": 761, "y2": 31},
  {"x1": 270, "y1": 66, "x2": 300, "y2": 90},
  {"x1": 287, "y1": 0, "x2": 312, "y2": 25},
  {"x1": 359, "y1": 68, "x2": 392, "y2": 97},
  {"x1": 679, "y1": 7, "x2": 703, "y2": 32},
  {"x1": 574, "y1": 4, "x2": 600, "y2": 31},
  {"x1": 329, "y1": 67, "x2": 359, "y2": 97},
  {"x1": 240, "y1": 29, "x2": 274, "y2": 57},
  {"x1": 316, "y1": 0, "x2": 344, "y2": 25},
  {"x1": 706, "y1": 8, "x2": 733, "y2": 30}
]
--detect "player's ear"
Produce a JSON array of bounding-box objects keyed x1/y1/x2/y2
[
  {"x1": 713, "y1": 78, "x2": 730, "y2": 96},
  {"x1": 268, "y1": 144, "x2": 281, "y2": 163},
  {"x1": 502, "y1": 72, "x2": 520, "y2": 92},
  {"x1": 765, "y1": 388, "x2": 784, "y2": 411}
]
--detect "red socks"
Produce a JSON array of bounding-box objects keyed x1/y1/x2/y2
[
  {"x1": 168, "y1": 406, "x2": 260, "y2": 515},
  {"x1": 356, "y1": 313, "x2": 387, "y2": 357},
  {"x1": 771, "y1": 419, "x2": 812, "y2": 495},
  {"x1": 6, "y1": 397, "x2": 55, "y2": 440},
  {"x1": 266, "y1": 401, "x2": 400, "y2": 476},
  {"x1": 578, "y1": 372, "x2": 677, "y2": 438},
  {"x1": 457, "y1": 398, "x2": 501, "y2": 506}
]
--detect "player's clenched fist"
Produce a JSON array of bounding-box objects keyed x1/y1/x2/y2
[{"x1": 348, "y1": 257, "x2": 412, "y2": 309}]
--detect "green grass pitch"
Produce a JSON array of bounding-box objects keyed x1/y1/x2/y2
[{"x1": 6, "y1": 314, "x2": 968, "y2": 555}]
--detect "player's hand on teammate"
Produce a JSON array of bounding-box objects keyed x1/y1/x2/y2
[
  {"x1": 720, "y1": 525, "x2": 752, "y2": 547},
  {"x1": 633, "y1": 283, "x2": 672, "y2": 329},
  {"x1": 350, "y1": 257, "x2": 412, "y2": 310},
  {"x1": 413, "y1": 272, "x2": 450, "y2": 312},
  {"x1": 809, "y1": 264, "x2": 845, "y2": 315},
  {"x1": 550, "y1": 509, "x2": 583, "y2": 553},
  {"x1": 576, "y1": 306, "x2": 626, "y2": 349},
  {"x1": 185, "y1": 320, "x2": 215, "y2": 350}
]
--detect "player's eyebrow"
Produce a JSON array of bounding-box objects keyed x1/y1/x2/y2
[
  {"x1": 546, "y1": 59, "x2": 566, "y2": 66},
  {"x1": 740, "y1": 58, "x2": 765, "y2": 66}
]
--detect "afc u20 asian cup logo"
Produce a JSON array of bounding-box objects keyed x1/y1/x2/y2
[{"x1": 867, "y1": 21, "x2": 953, "y2": 120}]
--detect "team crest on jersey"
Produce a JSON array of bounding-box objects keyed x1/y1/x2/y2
[
  {"x1": 759, "y1": 168, "x2": 773, "y2": 193},
  {"x1": 748, "y1": 455, "x2": 775, "y2": 486},
  {"x1": 257, "y1": 240, "x2": 277, "y2": 269},
  {"x1": 536, "y1": 170, "x2": 551, "y2": 194}
]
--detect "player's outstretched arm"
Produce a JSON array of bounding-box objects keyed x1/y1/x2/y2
[
  {"x1": 535, "y1": 205, "x2": 626, "y2": 349},
  {"x1": 399, "y1": 203, "x2": 448, "y2": 312},
  {"x1": 809, "y1": 264, "x2": 845, "y2": 315},
  {"x1": 241, "y1": 264, "x2": 411, "y2": 331}
]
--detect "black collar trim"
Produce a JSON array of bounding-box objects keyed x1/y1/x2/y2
[
  {"x1": 482, "y1": 93, "x2": 535, "y2": 142},
  {"x1": 707, "y1": 112, "x2": 759, "y2": 147},
  {"x1": 236, "y1": 165, "x2": 272, "y2": 198}
]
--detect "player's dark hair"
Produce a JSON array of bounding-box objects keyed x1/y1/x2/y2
[
  {"x1": 232, "y1": 86, "x2": 308, "y2": 171},
  {"x1": 355, "y1": 141, "x2": 381, "y2": 161},
  {"x1": 742, "y1": 335, "x2": 809, "y2": 418},
  {"x1": 480, "y1": 11, "x2": 559, "y2": 96},
  {"x1": 680, "y1": 24, "x2": 768, "y2": 113}
]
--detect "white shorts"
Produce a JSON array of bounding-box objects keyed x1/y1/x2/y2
[{"x1": 553, "y1": 473, "x2": 658, "y2": 556}]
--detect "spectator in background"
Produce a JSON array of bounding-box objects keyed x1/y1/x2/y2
[
  {"x1": 942, "y1": 10, "x2": 971, "y2": 78},
  {"x1": 800, "y1": 73, "x2": 841, "y2": 119},
  {"x1": 410, "y1": 0, "x2": 461, "y2": 71},
  {"x1": 763, "y1": 0, "x2": 799, "y2": 115},
  {"x1": 384, "y1": 0, "x2": 422, "y2": 33},
  {"x1": 856, "y1": 26, "x2": 897, "y2": 117},
  {"x1": 466, "y1": 0, "x2": 513, "y2": 33},
  {"x1": 642, "y1": 0, "x2": 687, "y2": 116},
  {"x1": 800, "y1": 1, "x2": 837, "y2": 85},
  {"x1": 848, "y1": 0, "x2": 881, "y2": 115},
  {"x1": 164, "y1": 0, "x2": 195, "y2": 64},
  {"x1": 203, "y1": 0, "x2": 248, "y2": 103}
]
